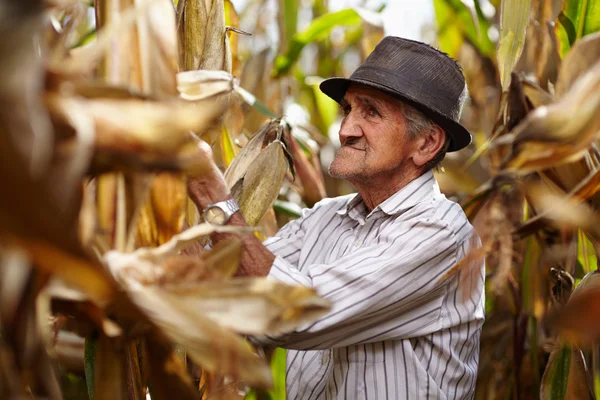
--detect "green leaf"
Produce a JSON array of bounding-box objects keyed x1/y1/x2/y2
[
  {"x1": 84, "y1": 337, "x2": 97, "y2": 400},
  {"x1": 278, "y1": 0, "x2": 299, "y2": 50},
  {"x1": 244, "y1": 348, "x2": 286, "y2": 400},
  {"x1": 220, "y1": 125, "x2": 238, "y2": 167},
  {"x1": 556, "y1": 0, "x2": 600, "y2": 58},
  {"x1": 273, "y1": 9, "x2": 364, "y2": 77},
  {"x1": 433, "y1": 0, "x2": 495, "y2": 58},
  {"x1": 577, "y1": 229, "x2": 597, "y2": 275},
  {"x1": 541, "y1": 345, "x2": 571, "y2": 400},
  {"x1": 274, "y1": 199, "x2": 302, "y2": 219},
  {"x1": 305, "y1": 76, "x2": 339, "y2": 133},
  {"x1": 497, "y1": 0, "x2": 532, "y2": 90},
  {"x1": 271, "y1": 348, "x2": 287, "y2": 399},
  {"x1": 235, "y1": 86, "x2": 279, "y2": 119}
]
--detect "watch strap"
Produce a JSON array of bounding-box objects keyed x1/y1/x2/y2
[{"x1": 203, "y1": 198, "x2": 240, "y2": 224}]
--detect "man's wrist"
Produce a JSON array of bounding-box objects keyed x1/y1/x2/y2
[{"x1": 187, "y1": 176, "x2": 230, "y2": 210}]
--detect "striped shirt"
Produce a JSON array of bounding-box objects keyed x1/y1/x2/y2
[{"x1": 260, "y1": 171, "x2": 485, "y2": 399}]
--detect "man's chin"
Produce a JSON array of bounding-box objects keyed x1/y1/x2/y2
[{"x1": 329, "y1": 160, "x2": 360, "y2": 180}]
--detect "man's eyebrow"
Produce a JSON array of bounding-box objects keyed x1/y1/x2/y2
[
  {"x1": 339, "y1": 98, "x2": 349, "y2": 107},
  {"x1": 355, "y1": 95, "x2": 384, "y2": 109}
]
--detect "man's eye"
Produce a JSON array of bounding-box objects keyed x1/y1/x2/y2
[
  {"x1": 368, "y1": 106, "x2": 380, "y2": 117},
  {"x1": 340, "y1": 105, "x2": 351, "y2": 116}
]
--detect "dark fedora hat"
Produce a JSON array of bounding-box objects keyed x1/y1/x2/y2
[{"x1": 320, "y1": 36, "x2": 471, "y2": 152}]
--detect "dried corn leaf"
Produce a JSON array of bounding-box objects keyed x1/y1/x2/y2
[
  {"x1": 62, "y1": 0, "x2": 159, "y2": 77},
  {"x1": 150, "y1": 174, "x2": 187, "y2": 245},
  {"x1": 105, "y1": 223, "x2": 253, "y2": 286},
  {"x1": 47, "y1": 93, "x2": 226, "y2": 155},
  {"x1": 288, "y1": 133, "x2": 325, "y2": 206},
  {"x1": 135, "y1": 278, "x2": 330, "y2": 335},
  {"x1": 556, "y1": 271, "x2": 600, "y2": 345},
  {"x1": 12, "y1": 238, "x2": 116, "y2": 307},
  {"x1": 555, "y1": 31, "x2": 600, "y2": 97},
  {"x1": 200, "y1": 0, "x2": 229, "y2": 72},
  {"x1": 143, "y1": 333, "x2": 200, "y2": 400},
  {"x1": 127, "y1": 285, "x2": 273, "y2": 387},
  {"x1": 177, "y1": 69, "x2": 235, "y2": 101},
  {"x1": 177, "y1": 0, "x2": 229, "y2": 72},
  {"x1": 177, "y1": 0, "x2": 207, "y2": 71},
  {"x1": 232, "y1": 140, "x2": 289, "y2": 226},
  {"x1": 526, "y1": 183, "x2": 600, "y2": 240},
  {"x1": 117, "y1": 238, "x2": 241, "y2": 285},
  {"x1": 202, "y1": 238, "x2": 242, "y2": 279},
  {"x1": 224, "y1": 0, "x2": 241, "y2": 77},
  {"x1": 94, "y1": 335, "x2": 125, "y2": 400},
  {"x1": 224, "y1": 119, "x2": 293, "y2": 222},
  {"x1": 499, "y1": 61, "x2": 600, "y2": 173},
  {"x1": 224, "y1": 119, "x2": 281, "y2": 187}
]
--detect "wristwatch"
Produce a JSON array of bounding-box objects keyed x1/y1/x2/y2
[{"x1": 202, "y1": 198, "x2": 240, "y2": 225}]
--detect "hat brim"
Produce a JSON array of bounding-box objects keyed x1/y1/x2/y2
[{"x1": 319, "y1": 77, "x2": 472, "y2": 152}]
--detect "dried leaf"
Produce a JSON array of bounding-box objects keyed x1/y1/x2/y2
[
  {"x1": 135, "y1": 278, "x2": 331, "y2": 335},
  {"x1": 556, "y1": 271, "x2": 600, "y2": 345},
  {"x1": 176, "y1": 69, "x2": 235, "y2": 101},
  {"x1": 526, "y1": 183, "x2": 600, "y2": 239},
  {"x1": 144, "y1": 333, "x2": 200, "y2": 400},
  {"x1": 138, "y1": 0, "x2": 180, "y2": 96},
  {"x1": 288, "y1": 133, "x2": 325, "y2": 206},
  {"x1": 224, "y1": 119, "x2": 282, "y2": 189},
  {"x1": 12, "y1": 238, "x2": 116, "y2": 307},
  {"x1": 233, "y1": 140, "x2": 289, "y2": 226},
  {"x1": 224, "y1": 0, "x2": 241, "y2": 77},
  {"x1": 150, "y1": 174, "x2": 187, "y2": 245},
  {"x1": 127, "y1": 286, "x2": 273, "y2": 387},
  {"x1": 200, "y1": 0, "x2": 229, "y2": 72},
  {"x1": 47, "y1": 94, "x2": 226, "y2": 154},
  {"x1": 555, "y1": 32, "x2": 600, "y2": 97},
  {"x1": 177, "y1": 0, "x2": 208, "y2": 71},
  {"x1": 94, "y1": 336, "x2": 125, "y2": 400},
  {"x1": 499, "y1": 61, "x2": 600, "y2": 172},
  {"x1": 105, "y1": 223, "x2": 253, "y2": 286}
]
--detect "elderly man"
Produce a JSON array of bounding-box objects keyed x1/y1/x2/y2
[{"x1": 188, "y1": 37, "x2": 485, "y2": 399}]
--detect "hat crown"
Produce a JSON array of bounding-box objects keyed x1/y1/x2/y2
[
  {"x1": 319, "y1": 36, "x2": 472, "y2": 151},
  {"x1": 352, "y1": 36, "x2": 467, "y2": 121}
]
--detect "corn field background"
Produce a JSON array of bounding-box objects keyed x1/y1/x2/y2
[{"x1": 1, "y1": 0, "x2": 600, "y2": 399}]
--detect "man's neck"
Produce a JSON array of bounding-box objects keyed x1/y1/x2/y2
[{"x1": 352, "y1": 168, "x2": 423, "y2": 211}]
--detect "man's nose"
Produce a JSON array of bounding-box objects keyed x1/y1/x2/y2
[{"x1": 339, "y1": 114, "x2": 363, "y2": 143}]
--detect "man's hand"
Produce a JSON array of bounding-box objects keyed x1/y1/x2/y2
[
  {"x1": 185, "y1": 140, "x2": 276, "y2": 277},
  {"x1": 187, "y1": 140, "x2": 230, "y2": 210}
]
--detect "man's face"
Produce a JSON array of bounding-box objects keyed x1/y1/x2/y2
[{"x1": 329, "y1": 84, "x2": 417, "y2": 182}]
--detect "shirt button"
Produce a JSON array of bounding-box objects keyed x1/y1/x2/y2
[
  {"x1": 354, "y1": 240, "x2": 361, "y2": 248},
  {"x1": 322, "y1": 352, "x2": 330, "y2": 365}
]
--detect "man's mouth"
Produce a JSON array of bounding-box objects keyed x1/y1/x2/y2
[{"x1": 341, "y1": 144, "x2": 366, "y2": 152}]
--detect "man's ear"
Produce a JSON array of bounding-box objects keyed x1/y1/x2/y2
[{"x1": 411, "y1": 125, "x2": 445, "y2": 167}]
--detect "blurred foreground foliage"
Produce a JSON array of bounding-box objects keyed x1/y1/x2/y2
[{"x1": 1, "y1": 0, "x2": 600, "y2": 399}]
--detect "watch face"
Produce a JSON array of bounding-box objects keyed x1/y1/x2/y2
[{"x1": 205, "y1": 207, "x2": 227, "y2": 225}]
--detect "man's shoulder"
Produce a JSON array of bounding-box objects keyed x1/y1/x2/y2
[{"x1": 424, "y1": 195, "x2": 473, "y2": 243}]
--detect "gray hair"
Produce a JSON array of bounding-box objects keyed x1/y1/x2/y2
[{"x1": 401, "y1": 103, "x2": 449, "y2": 172}]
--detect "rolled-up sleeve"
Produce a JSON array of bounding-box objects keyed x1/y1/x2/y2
[{"x1": 259, "y1": 216, "x2": 462, "y2": 351}]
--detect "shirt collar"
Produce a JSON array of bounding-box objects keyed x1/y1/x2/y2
[{"x1": 337, "y1": 171, "x2": 439, "y2": 220}]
